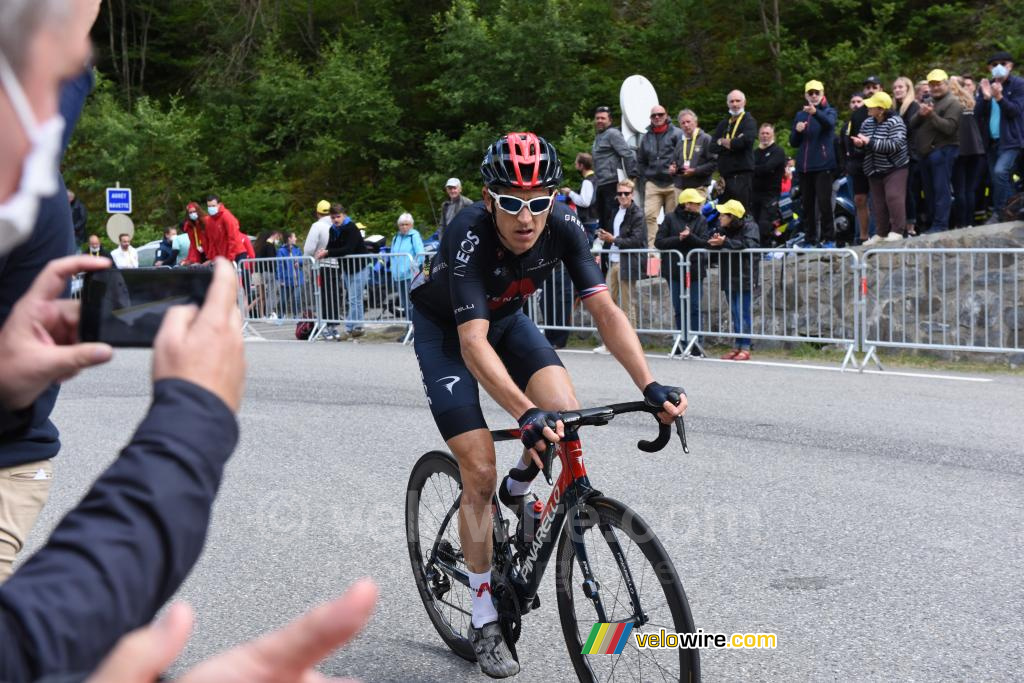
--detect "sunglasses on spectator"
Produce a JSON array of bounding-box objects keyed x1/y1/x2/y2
[
  {"x1": 806, "y1": 90, "x2": 821, "y2": 96},
  {"x1": 616, "y1": 191, "x2": 633, "y2": 196},
  {"x1": 487, "y1": 189, "x2": 555, "y2": 215},
  {"x1": 650, "y1": 112, "x2": 667, "y2": 118},
  {"x1": 595, "y1": 106, "x2": 611, "y2": 113}
]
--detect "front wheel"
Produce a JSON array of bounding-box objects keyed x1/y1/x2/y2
[{"x1": 555, "y1": 496, "x2": 700, "y2": 682}]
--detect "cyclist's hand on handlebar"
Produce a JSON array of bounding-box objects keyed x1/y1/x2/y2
[
  {"x1": 643, "y1": 382, "x2": 688, "y2": 424},
  {"x1": 518, "y1": 408, "x2": 564, "y2": 461}
]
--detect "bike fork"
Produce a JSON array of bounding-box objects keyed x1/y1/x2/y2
[{"x1": 569, "y1": 506, "x2": 648, "y2": 627}]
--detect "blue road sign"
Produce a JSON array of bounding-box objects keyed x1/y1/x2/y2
[{"x1": 106, "y1": 187, "x2": 132, "y2": 213}]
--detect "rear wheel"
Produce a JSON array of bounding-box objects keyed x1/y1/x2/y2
[
  {"x1": 555, "y1": 496, "x2": 700, "y2": 682},
  {"x1": 405, "y1": 450, "x2": 475, "y2": 661}
]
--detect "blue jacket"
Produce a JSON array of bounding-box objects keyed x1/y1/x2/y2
[
  {"x1": 790, "y1": 101, "x2": 838, "y2": 173},
  {"x1": 976, "y1": 74, "x2": 1024, "y2": 151},
  {"x1": 275, "y1": 244, "x2": 305, "y2": 286},
  {"x1": 0, "y1": 380, "x2": 238, "y2": 681},
  {"x1": 390, "y1": 230, "x2": 424, "y2": 282},
  {"x1": 0, "y1": 69, "x2": 92, "y2": 466}
]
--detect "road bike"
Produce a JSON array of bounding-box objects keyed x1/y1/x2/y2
[{"x1": 405, "y1": 400, "x2": 700, "y2": 681}]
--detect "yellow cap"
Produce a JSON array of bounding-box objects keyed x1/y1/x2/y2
[
  {"x1": 718, "y1": 199, "x2": 746, "y2": 219},
  {"x1": 926, "y1": 69, "x2": 948, "y2": 82},
  {"x1": 316, "y1": 200, "x2": 331, "y2": 214},
  {"x1": 863, "y1": 91, "x2": 893, "y2": 110},
  {"x1": 678, "y1": 188, "x2": 704, "y2": 205},
  {"x1": 804, "y1": 79, "x2": 824, "y2": 93}
]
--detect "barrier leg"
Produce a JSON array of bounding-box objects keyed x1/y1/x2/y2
[{"x1": 858, "y1": 345, "x2": 884, "y2": 372}]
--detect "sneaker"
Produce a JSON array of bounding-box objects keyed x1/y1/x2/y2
[
  {"x1": 593, "y1": 344, "x2": 609, "y2": 354},
  {"x1": 322, "y1": 326, "x2": 338, "y2": 341},
  {"x1": 862, "y1": 234, "x2": 883, "y2": 246},
  {"x1": 349, "y1": 327, "x2": 365, "y2": 338},
  {"x1": 720, "y1": 349, "x2": 740, "y2": 360},
  {"x1": 469, "y1": 621, "x2": 520, "y2": 679},
  {"x1": 883, "y1": 232, "x2": 903, "y2": 242},
  {"x1": 792, "y1": 239, "x2": 817, "y2": 250},
  {"x1": 820, "y1": 240, "x2": 836, "y2": 249}
]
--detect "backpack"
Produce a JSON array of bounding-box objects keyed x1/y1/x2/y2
[
  {"x1": 295, "y1": 311, "x2": 315, "y2": 340},
  {"x1": 1001, "y1": 192, "x2": 1024, "y2": 223}
]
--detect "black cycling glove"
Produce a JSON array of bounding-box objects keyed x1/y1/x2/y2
[
  {"x1": 643, "y1": 381, "x2": 686, "y2": 410},
  {"x1": 518, "y1": 408, "x2": 561, "y2": 449}
]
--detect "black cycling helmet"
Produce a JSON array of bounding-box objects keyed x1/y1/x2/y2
[{"x1": 480, "y1": 132, "x2": 563, "y2": 189}]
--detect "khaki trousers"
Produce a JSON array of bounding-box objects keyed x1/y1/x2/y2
[
  {"x1": 606, "y1": 262, "x2": 636, "y2": 327},
  {"x1": 643, "y1": 182, "x2": 678, "y2": 246},
  {"x1": 0, "y1": 459, "x2": 53, "y2": 582}
]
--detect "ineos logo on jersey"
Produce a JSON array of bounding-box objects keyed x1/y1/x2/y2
[
  {"x1": 453, "y1": 230, "x2": 481, "y2": 278},
  {"x1": 436, "y1": 375, "x2": 461, "y2": 394}
]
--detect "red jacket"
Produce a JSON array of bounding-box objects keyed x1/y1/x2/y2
[
  {"x1": 181, "y1": 222, "x2": 207, "y2": 265},
  {"x1": 205, "y1": 206, "x2": 245, "y2": 260}
]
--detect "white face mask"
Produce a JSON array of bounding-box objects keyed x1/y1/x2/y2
[
  {"x1": 991, "y1": 64, "x2": 1010, "y2": 80},
  {"x1": 0, "y1": 54, "x2": 66, "y2": 257},
  {"x1": 188, "y1": 211, "x2": 199, "y2": 221}
]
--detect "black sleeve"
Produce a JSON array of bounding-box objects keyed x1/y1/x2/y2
[
  {"x1": 448, "y1": 219, "x2": 491, "y2": 325},
  {"x1": 0, "y1": 379, "x2": 238, "y2": 682},
  {"x1": 555, "y1": 210, "x2": 607, "y2": 301},
  {"x1": 653, "y1": 216, "x2": 682, "y2": 250}
]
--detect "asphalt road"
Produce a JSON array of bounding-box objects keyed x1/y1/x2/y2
[{"x1": 26, "y1": 339, "x2": 1024, "y2": 682}]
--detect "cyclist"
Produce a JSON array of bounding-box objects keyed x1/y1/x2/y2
[{"x1": 409, "y1": 132, "x2": 687, "y2": 678}]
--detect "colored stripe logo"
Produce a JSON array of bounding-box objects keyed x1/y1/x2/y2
[{"x1": 582, "y1": 622, "x2": 635, "y2": 655}]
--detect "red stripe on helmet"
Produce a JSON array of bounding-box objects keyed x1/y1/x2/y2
[{"x1": 507, "y1": 132, "x2": 541, "y2": 188}]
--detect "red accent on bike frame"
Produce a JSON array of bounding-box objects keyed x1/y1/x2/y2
[
  {"x1": 539, "y1": 438, "x2": 587, "y2": 523},
  {"x1": 506, "y1": 132, "x2": 541, "y2": 188}
]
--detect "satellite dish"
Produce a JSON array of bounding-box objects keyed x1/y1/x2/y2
[
  {"x1": 106, "y1": 213, "x2": 135, "y2": 244},
  {"x1": 620, "y1": 75, "x2": 659, "y2": 136}
]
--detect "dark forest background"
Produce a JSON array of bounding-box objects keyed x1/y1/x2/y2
[{"x1": 67, "y1": 0, "x2": 1023, "y2": 243}]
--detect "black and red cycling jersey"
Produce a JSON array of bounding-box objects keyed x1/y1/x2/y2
[{"x1": 410, "y1": 201, "x2": 607, "y2": 325}]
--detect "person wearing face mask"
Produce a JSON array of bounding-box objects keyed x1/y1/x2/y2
[
  {"x1": 202, "y1": 194, "x2": 246, "y2": 263},
  {"x1": 711, "y1": 90, "x2": 759, "y2": 212},
  {"x1": 655, "y1": 188, "x2": 711, "y2": 354},
  {"x1": 790, "y1": 80, "x2": 838, "y2": 248},
  {"x1": 179, "y1": 201, "x2": 208, "y2": 265},
  {"x1": 977, "y1": 51, "x2": 1024, "y2": 222},
  {"x1": 82, "y1": 233, "x2": 110, "y2": 259}
]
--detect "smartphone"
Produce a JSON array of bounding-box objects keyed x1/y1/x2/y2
[{"x1": 80, "y1": 267, "x2": 213, "y2": 347}]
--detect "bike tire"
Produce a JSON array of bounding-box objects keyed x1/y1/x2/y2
[
  {"x1": 405, "y1": 450, "x2": 476, "y2": 661},
  {"x1": 555, "y1": 496, "x2": 700, "y2": 682}
]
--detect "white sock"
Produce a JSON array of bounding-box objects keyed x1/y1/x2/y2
[
  {"x1": 505, "y1": 452, "x2": 534, "y2": 497},
  {"x1": 468, "y1": 569, "x2": 498, "y2": 628}
]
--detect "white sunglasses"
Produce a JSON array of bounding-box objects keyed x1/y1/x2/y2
[{"x1": 487, "y1": 189, "x2": 555, "y2": 216}]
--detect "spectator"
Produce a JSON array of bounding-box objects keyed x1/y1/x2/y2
[
  {"x1": 390, "y1": 212, "x2": 424, "y2": 334},
  {"x1": 591, "y1": 105, "x2": 638, "y2": 234},
  {"x1": 251, "y1": 230, "x2": 282, "y2": 318},
  {"x1": 671, "y1": 109, "x2": 716, "y2": 191},
  {"x1": 790, "y1": 79, "x2": 839, "y2": 247},
  {"x1": 203, "y1": 194, "x2": 246, "y2": 262},
  {"x1": 302, "y1": 199, "x2": 333, "y2": 257},
  {"x1": 855, "y1": 91, "x2": 910, "y2": 245},
  {"x1": 893, "y1": 77, "x2": 922, "y2": 235},
  {"x1": 560, "y1": 152, "x2": 599, "y2": 239},
  {"x1": 439, "y1": 178, "x2": 473, "y2": 239},
  {"x1": 84, "y1": 233, "x2": 110, "y2": 259},
  {"x1": 595, "y1": 180, "x2": 644, "y2": 338},
  {"x1": 179, "y1": 202, "x2": 207, "y2": 265},
  {"x1": 977, "y1": 51, "x2": 1024, "y2": 223},
  {"x1": 655, "y1": 188, "x2": 710, "y2": 354},
  {"x1": 153, "y1": 226, "x2": 178, "y2": 267},
  {"x1": 781, "y1": 157, "x2": 795, "y2": 194},
  {"x1": 636, "y1": 104, "x2": 682, "y2": 246},
  {"x1": 915, "y1": 81, "x2": 930, "y2": 103},
  {"x1": 950, "y1": 77, "x2": 986, "y2": 228},
  {"x1": 752, "y1": 122, "x2": 786, "y2": 246},
  {"x1": 707, "y1": 199, "x2": 758, "y2": 361},
  {"x1": 110, "y1": 233, "x2": 138, "y2": 269},
  {"x1": 68, "y1": 189, "x2": 87, "y2": 247},
  {"x1": 910, "y1": 69, "x2": 963, "y2": 233},
  {"x1": 326, "y1": 203, "x2": 369, "y2": 340},
  {"x1": 844, "y1": 78, "x2": 878, "y2": 243},
  {"x1": 711, "y1": 90, "x2": 758, "y2": 211},
  {"x1": 276, "y1": 231, "x2": 305, "y2": 318},
  {"x1": 0, "y1": 0, "x2": 99, "y2": 584}
]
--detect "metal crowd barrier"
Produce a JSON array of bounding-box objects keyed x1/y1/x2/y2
[
  {"x1": 238, "y1": 255, "x2": 320, "y2": 338},
  {"x1": 860, "y1": 248, "x2": 1024, "y2": 367},
  {"x1": 526, "y1": 248, "x2": 686, "y2": 349},
  {"x1": 316, "y1": 252, "x2": 419, "y2": 341},
  {"x1": 684, "y1": 248, "x2": 862, "y2": 369}
]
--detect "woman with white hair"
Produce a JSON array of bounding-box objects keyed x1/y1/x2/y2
[{"x1": 390, "y1": 212, "x2": 424, "y2": 337}]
